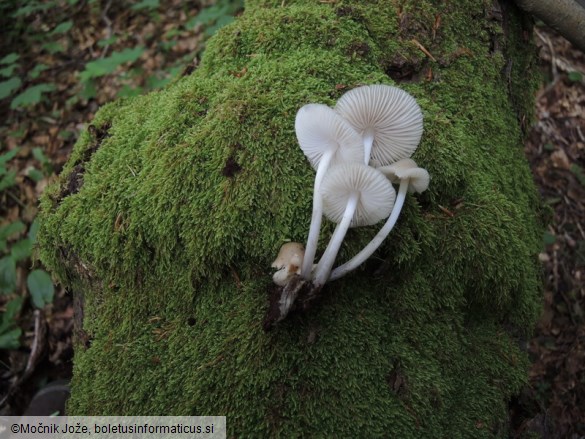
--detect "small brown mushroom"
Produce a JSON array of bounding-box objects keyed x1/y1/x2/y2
[{"x1": 271, "y1": 242, "x2": 305, "y2": 287}]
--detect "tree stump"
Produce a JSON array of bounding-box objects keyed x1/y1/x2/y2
[{"x1": 39, "y1": 0, "x2": 544, "y2": 436}]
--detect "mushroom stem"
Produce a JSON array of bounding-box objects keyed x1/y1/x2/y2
[
  {"x1": 329, "y1": 178, "x2": 410, "y2": 281},
  {"x1": 301, "y1": 150, "x2": 334, "y2": 279},
  {"x1": 363, "y1": 128, "x2": 375, "y2": 165},
  {"x1": 313, "y1": 191, "x2": 359, "y2": 286}
]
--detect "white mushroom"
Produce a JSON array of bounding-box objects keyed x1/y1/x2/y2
[
  {"x1": 335, "y1": 84, "x2": 423, "y2": 167},
  {"x1": 312, "y1": 163, "x2": 395, "y2": 287},
  {"x1": 380, "y1": 158, "x2": 430, "y2": 193},
  {"x1": 330, "y1": 159, "x2": 429, "y2": 281},
  {"x1": 295, "y1": 103, "x2": 364, "y2": 280},
  {"x1": 271, "y1": 242, "x2": 305, "y2": 287}
]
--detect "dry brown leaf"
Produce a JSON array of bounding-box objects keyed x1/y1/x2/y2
[{"x1": 550, "y1": 149, "x2": 571, "y2": 169}]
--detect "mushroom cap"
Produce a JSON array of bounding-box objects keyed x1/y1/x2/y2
[
  {"x1": 272, "y1": 242, "x2": 305, "y2": 270},
  {"x1": 379, "y1": 158, "x2": 430, "y2": 193},
  {"x1": 272, "y1": 242, "x2": 305, "y2": 287},
  {"x1": 319, "y1": 163, "x2": 395, "y2": 227},
  {"x1": 335, "y1": 84, "x2": 423, "y2": 167},
  {"x1": 295, "y1": 103, "x2": 363, "y2": 170}
]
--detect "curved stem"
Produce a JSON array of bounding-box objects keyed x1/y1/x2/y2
[
  {"x1": 329, "y1": 178, "x2": 410, "y2": 281},
  {"x1": 313, "y1": 191, "x2": 359, "y2": 286},
  {"x1": 301, "y1": 150, "x2": 334, "y2": 279},
  {"x1": 363, "y1": 129, "x2": 375, "y2": 165}
]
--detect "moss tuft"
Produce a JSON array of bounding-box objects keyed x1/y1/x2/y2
[{"x1": 38, "y1": 0, "x2": 543, "y2": 436}]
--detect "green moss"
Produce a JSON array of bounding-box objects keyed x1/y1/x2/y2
[{"x1": 38, "y1": 0, "x2": 543, "y2": 436}]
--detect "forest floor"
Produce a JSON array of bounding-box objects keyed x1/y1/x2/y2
[
  {"x1": 0, "y1": 2, "x2": 584, "y2": 437},
  {"x1": 522, "y1": 26, "x2": 585, "y2": 438}
]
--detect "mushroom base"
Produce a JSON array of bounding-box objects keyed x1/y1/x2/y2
[{"x1": 264, "y1": 274, "x2": 335, "y2": 330}]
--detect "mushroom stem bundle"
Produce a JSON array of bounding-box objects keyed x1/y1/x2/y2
[
  {"x1": 274, "y1": 85, "x2": 427, "y2": 294},
  {"x1": 294, "y1": 104, "x2": 363, "y2": 280}
]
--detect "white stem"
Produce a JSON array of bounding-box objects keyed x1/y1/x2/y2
[
  {"x1": 363, "y1": 129, "x2": 375, "y2": 165},
  {"x1": 301, "y1": 150, "x2": 334, "y2": 279},
  {"x1": 313, "y1": 191, "x2": 359, "y2": 286},
  {"x1": 329, "y1": 178, "x2": 410, "y2": 281}
]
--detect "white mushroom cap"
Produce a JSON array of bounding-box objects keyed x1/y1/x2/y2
[
  {"x1": 313, "y1": 163, "x2": 395, "y2": 286},
  {"x1": 335, "y1": 84, "x2": 423, "y2": 167},
  {"x1": 296, "y1": 103, "x2": 364, "y2": 280},
  {"x1": 319, "y1": 163, "x2": 396, "y2": 227},
  {"x1": 379, "y1": 158, "x2": 430, "y2": 193},
  {"x1": 272, "y1": 242, "x2": 305, "y2": 287},
  {"x1": 295, "y1": 103, "x2": 363, "y2": 170}
]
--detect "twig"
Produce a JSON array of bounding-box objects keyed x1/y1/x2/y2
[
  {"x1": 0, "y1": 309, "x2": 48, "y2": 408},
  {"x1": 23, "y1": 309, "x2": 46, "y2": 379},
  {"x1": 438, "y1": 204, "x2": 455, "y2": 217},
  {"x1": 535, "y1": 28, "x2": 557, "y2": 78},
  {"x1": 5, "y1": 189, "x2": 26, "y2": 208},
  {"x1": 100, "y1": 0, "x2": 114, "y2": 58},
  {"x1": 552, "y1": 248, "x2": 559, "y2": 294},
  {"x1": 575, "y1": 219, "x2": 585, "y2": 241},
  {"x1": 576, "y1": 126, "x2": 585, "y2": 143},
  {"x1": 411, "y1": 39, "x2": 437, "y2": 62}
]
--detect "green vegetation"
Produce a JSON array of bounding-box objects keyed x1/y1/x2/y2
[
  {"x1": 567, "y1": 71, "x2": 583, "y2": 83},
  {"x1": 0, "y1": 296, "x2": 24, "y2": 350},
  {"x1": 0, "y1": 146, "x2": 53, "y2": 350},
  {"x1": 0, "y1": 0, "x2": 244, "y2": 351},
  {"x1": 0, "y1": 0, "x2": 242, "y2": 108},
  {"x1": 186, "y1": 0, "x2": 244, "y2": 37},
  {"x1": 37, "y1": 0, "x2": 544, "y2": 436}
]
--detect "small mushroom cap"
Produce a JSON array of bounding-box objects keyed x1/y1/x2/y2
[
  {"x1": 272, "y1": 242, "x2": 305, "y2": 286},
  {"x1": 335, "y1": 84, "x2": 423, "y2": 167},
  {"x1": 379, "y1": 158, "x2": 430, "y2": 193},
  {"x1": 295, "y1": 103, "x2": 363, "y2": 170},
  {"x1": 272, "y1": 242, "x2": 305, "y2": 270},
  {"x1": 378, "y1": 158, "x2": 417, "y2": 184},
  {"x1": 320, "y1": 163, "x2": 395, "y2": 227}
]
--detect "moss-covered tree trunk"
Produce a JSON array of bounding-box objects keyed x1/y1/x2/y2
[{"x1": 39, "y1": 0, "x2": 543, "y2": 436}]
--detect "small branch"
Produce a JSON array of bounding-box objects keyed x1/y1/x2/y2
[
  {"x1": 100, "y1": 0, "x2": 114, "y2": 58},
  {"x1": 24, "y1": 310, "x2": 46, "y2": 380},
  {"x1": 6, "y1": 189, "x2": 26, "y2": 208},
  {"x1": 535, "y1": 28, "x2": 557, "y2": 78},
  {"x1": 514, "y1": 0, "x2": 585, "y2": 53},
  {"x1": 411, "y1": 39, "x2": 437, "y2": 62},
  {"x1": 0, "y1": 310, "x2": 47, "y2": 407}
]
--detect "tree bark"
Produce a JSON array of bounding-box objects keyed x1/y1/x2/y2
[{"x1": 39, "y1": 0, "x2": 544, "y2": 436}]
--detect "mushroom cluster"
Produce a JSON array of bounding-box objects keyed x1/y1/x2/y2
[{"x1": 272, "y1": 84, "x2": 429, "y2": 290}]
